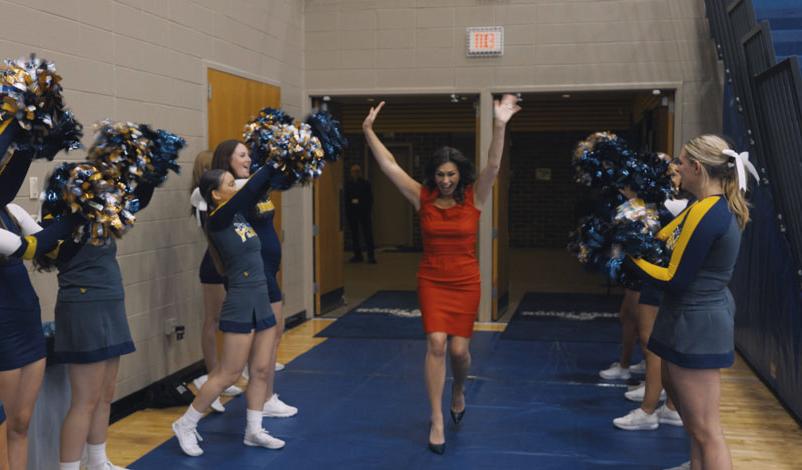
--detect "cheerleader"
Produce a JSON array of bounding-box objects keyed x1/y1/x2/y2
[
  {"x1": 614, "y1": 156, "x2": 684, "y2": 431},
  {"x1": 626, "y1": 135, "x2": 757, "y2": 470},
  {"x1": 211, "y1": 140, "x2": 296, "y2": 419},
  {"x1": 189, "y1": 150, "x2": 242, "y2": 413},
  {"x1": 32, "y1": 180, "x2": 156, "y2": 470},
  {"x1": 172, "y1": 163, "x2": 284, "y2": 456},
  {"x1": 573, "y1": 133, "x2": 640, "y2": 382},
  {"x1": 0, "y1": 129, "x2": 80, "y2": 470}
]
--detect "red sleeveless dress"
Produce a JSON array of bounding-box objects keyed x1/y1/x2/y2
[{"x1": 417, "y1": 185, "x2": 481, "y2": 338}]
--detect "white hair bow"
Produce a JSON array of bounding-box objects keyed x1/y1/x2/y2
[
  {"x1": 722, "y1": 149, "x2": 759, "y2": 192},
  {"x1": 190, "y1": 187, "x2": 207, "y2": 226}
]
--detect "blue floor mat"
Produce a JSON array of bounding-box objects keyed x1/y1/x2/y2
[
  {"x1": 501, "y1": 292, "x2": 624, "y2": 343},
  {"x1": 315, "y1": 290, "x2": 425, "y2": 339},
  {"x1": 132, "y1": 333, "x2": 686, "y2": 469}
]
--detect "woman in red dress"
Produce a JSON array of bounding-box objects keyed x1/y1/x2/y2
[{"x1": 362, "y1": 94, "x2": 520, "y2": 454}]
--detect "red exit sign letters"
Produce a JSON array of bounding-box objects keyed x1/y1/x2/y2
[{"x1": 466, "y1": 26, "x2": 504, "y2": 57}]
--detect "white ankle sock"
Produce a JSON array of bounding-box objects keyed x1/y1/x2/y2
[
  {"x1": 246, "y1": 408, "x2": 263, "y2": 434},
  {"x1": 181, "y1": 404, "x2": 204, "y2": 427},
  {"x1": 59, "y1": 461, "x2": 81, "y2": 470},
  {"x1": 86, "y1": 442, "x2": 107, "y2": 468}
]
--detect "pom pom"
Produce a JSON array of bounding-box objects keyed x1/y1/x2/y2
[
  {"x1": 42, "y1": 120, "x2": 184, "y2": 245},
  {"x1": 0, "y1": 55, "x2": 83, "y2": 159},
  {"x1": 305, "y1": 110, "x2": 348, "y2": 161},
  {"x1": 86, "y1": 120, "x2": 150, "y2": 186},
  {"x1": 623, "y1": 152, "x2": 673, "y2": 204},
  {"x1": 573, "y1": 134, "x2": 634, "y2": 190},
  {"x1": 567, "y1": 215, "x2": 614, "y2": 270},
  {"x1": 573, "y1": 134, "x2": 673, "y2": 204},
  {"x1": 243, "y1": 107, "x2": 326, "y2": 189},
  {"x1": 87, "y1": 120, "x2": 183, "y2": 188},
  {"x1": 41, "y1": 162, "x2": 133, "y2": 246},
  {"x1": 569, "y1": 198, "x2": 669, "y2": 284},
  {"x1": 137, "y1": 125, "x2": 185, "y2": 185}
]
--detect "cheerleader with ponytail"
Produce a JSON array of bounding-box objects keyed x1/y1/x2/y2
[
  {"x1": 624, "y1": 135, "x2": 757, "y2": 470},
  {"x1": 172, "y1": 163, "x2": 286, "y2": 456}
]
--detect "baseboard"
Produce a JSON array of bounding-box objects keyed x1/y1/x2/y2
[
  {"x1": 109, "y1": 310, "x2": 311, "y2": 424},
  {"x1": 285, "y1": 310, "x2": 307, "y2": 330},
  {"x1": 109, "y1": 360, "x2": 206, "y2": 424},
  {"x1": 320, "y1": 288, "x2": 345, "y2": 314}
]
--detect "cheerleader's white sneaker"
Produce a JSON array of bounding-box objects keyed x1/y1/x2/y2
[
  {"x1": 172, "y1": 420, "x2": 203, "y2": 457},
  {"x1": 613, "y1": 407, "x2": 659, "y2": 430},
  {"x1": 243, "y1": 428, "x2": 285, "y2": 449},
  {"x1": 210, "y1": 397, "x2": 225, "y2": 413},
  {"x1": 656, "y1": 404, "x2": 683, "y2": 426},
  {"x1": 600, "y1": 362, "x2": 631, "y2": 380},
  {"x1": 222, "y1": 384, "x2": 243, "y2": 396},
  {"x1": 628, "y1": 360, "x2": 646, "y2": 374},
  {"x1": 624, "y1": 383, "x2": 667, "y2": 402},
  {"x1": 664, "y1": 462, "x2": 690, "y2": 470},
  {"x1": 262, "y1": 394, "x2": 298, "y2": 418}
]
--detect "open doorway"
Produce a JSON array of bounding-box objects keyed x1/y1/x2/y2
[
  {"x1": 494, "y1": 89, "x2": 675, "y2": 319},
  {"x1": 313, "y1": 94, "x2": 479, "y2": 315}
]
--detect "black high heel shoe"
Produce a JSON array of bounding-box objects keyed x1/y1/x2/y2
[
  {"x1": 450, "y1": 407, "x2": 466, "y2": 425},
  {"x1": 428, "y1": 441, "x2": 445, "y2": 455},
  {"x1": 451, "y1": 387, "x2": 466, "y2": 425},
  {"x1": 428, "y1": 422, "x2": 445, "y2": 454}
]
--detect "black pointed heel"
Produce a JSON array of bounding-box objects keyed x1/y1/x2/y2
[
  {"x1": 428, "y1": 441, "x2": 445, "y2": 455},
  {"x1": 450, "y1": 408, "x2": 466, "y2": 425}
]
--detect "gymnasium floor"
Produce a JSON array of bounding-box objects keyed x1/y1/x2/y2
[{"x1": 107, "y1": 251, "x2": 802, "y2": 469}]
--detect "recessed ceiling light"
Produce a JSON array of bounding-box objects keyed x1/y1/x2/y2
[
  {"x1": 367, "y1": 98, "x2": 375, "y2": 102},
  {"x1": 652, "y1": 89, "x2": 661, "y2": 95},
  {"x1": 562, "y1": 94, "x2": 571, "y2": 99}
]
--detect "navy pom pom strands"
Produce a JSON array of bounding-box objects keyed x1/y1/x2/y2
[
  {"x1": 242, "y1": 107, "x2": 347, "y2": 190},
  {"x1": 568, "y1": 132, "x2": 674, "y2": 285}
]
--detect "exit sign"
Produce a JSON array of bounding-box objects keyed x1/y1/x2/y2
[{"x1": 466, "y1": 26, "x2": 504, "y2": 57}]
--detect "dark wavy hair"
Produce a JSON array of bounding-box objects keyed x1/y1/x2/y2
[
  {"x1": 211, "y1": 139, "x2": 244, "y2": 173},
  {"x1": 423, "y1": 146, "x2": 475, "y2": 204}
]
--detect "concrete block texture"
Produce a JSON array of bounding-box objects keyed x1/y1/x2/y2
[{"x1": 7, "y1": 0, "x2": 304, "y2": 397}]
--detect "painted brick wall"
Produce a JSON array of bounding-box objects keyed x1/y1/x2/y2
[{"x1": 4, "y1": 0, "x2": 306, "y2": 399}]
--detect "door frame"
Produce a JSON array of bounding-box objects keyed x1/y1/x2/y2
[{"x1": 305, "y1": 84, "x2": 682, "y2": 322}]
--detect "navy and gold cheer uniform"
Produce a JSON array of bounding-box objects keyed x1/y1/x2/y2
[
  {"x1": 628, "y1": 196, "x2": 740, "y2": 368},
  {"x1": 246, "y1": 193, "x2": 282, "y2": 303},
  {"x1": 43, "y1": 183, "x2": 154, "y2": 363},
  {"x1": 0, "y1": 149, "x2": 77, "y2": 370},
  {"x1": 637, "y1": 198, "x2": 691, "y2": 308},
  {"x1": 207, "y1": 167, "x2": 277, "y2": 333}
]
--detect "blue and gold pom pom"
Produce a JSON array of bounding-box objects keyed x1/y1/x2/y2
[
  {"x1": 243, "y1": 107, "x2": 327, "y2": 190},
  {"x1": 0, "y1": 55, "x2": 83, "y2": 160}
]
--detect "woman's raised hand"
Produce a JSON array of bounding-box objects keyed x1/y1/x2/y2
[
  {"x1": 362, "y1": 101, "x2": 386, "y2": 131},
  {"x1": 494, "y1": 94, "x2": 521, "y2": 124}
]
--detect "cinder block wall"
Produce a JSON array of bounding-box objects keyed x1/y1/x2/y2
[
  {"x1": 4, "y1": 0, "x2": 305, "y2": 399},
  {"x1": 304, "y1": 0, "x2": 722, "y2": 139}
]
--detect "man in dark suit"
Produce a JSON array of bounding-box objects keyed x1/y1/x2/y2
[{"x1": 345, "y1": 164, "x2": 375, "y2": 263}]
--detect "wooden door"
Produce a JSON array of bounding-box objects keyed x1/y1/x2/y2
[
  {"x1": 368, "y1": 143, "x2": 413, "y2": 248},
  {"x1": 314, "y1": 159, "x2": 345, "y2": 314},
  {"x1": 207, "y1": 68, "x2": 283, "y2": 280}
]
